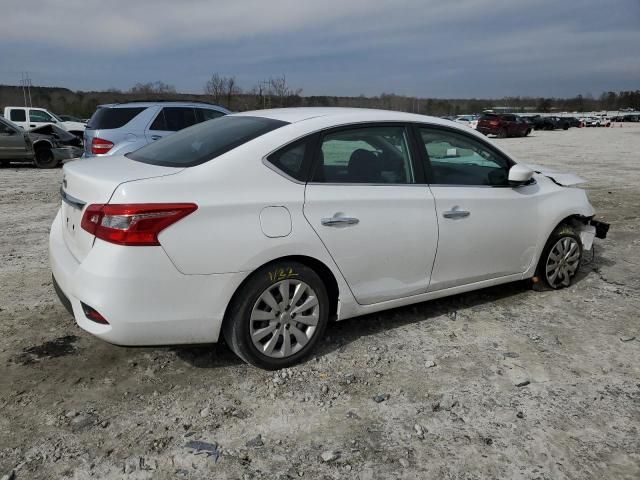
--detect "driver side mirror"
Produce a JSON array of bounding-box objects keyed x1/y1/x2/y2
[{"x1": 508, "y1": 164, "x2": 534, "y2": 186}]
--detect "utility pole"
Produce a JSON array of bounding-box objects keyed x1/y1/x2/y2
[
  {"x1": 20, "y1": 72, "x2": 33, "y2": 107},
  {"x1": 20, "y1": 72, "x2": 27, "y2": 107}
]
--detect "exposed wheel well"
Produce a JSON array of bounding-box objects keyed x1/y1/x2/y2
[
  {"x1": 33, "y1": 140, "x2": 53, "y2": 151},
  {"x1": 221, "y1": 255, "x2": 340, "y2": 334}
]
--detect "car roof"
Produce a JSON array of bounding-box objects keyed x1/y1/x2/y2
[
  {"x1": 233, "y1": 107, "x2": 460, "y2": 127},
  {"x1": 98, "y1": 101, "x2": 229, "y2": 111}
]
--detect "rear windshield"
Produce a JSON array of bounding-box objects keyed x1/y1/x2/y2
[
  {"x1": 127, "y1": 116, "x2": 288, "y2": 167},
  {"x1": 87, "y1": 107, "x2": 146, "y2": 129}
]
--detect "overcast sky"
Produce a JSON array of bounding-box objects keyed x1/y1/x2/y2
[{"x1": 3, "y1": 0, "x2": 639, "y2": 98}]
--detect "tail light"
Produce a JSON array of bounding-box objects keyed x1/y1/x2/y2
[
  {"x1": 81, "y1": 203, "x2": 197, "y2": 246},
  {"x1": 91, "y1": 137, "x2": 114, "y2": 155},
  {"x1": 489, "y1": 120, "x2": 499, "y2": 126}
]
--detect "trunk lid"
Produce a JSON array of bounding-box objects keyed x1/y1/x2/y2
[{"x1": 60, "y1": 155, "x2": 183, "y2": 262}]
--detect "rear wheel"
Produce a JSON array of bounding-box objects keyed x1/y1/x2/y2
[
  {"x1": 222, "y1": 261, "x2": 329, "y2": 369},
  {"x1": 536, "y1": 225, "x2": 582, "y2": 289},
  {"x1": 33, "y1": 145, "x2": 59, "y2": 169}
]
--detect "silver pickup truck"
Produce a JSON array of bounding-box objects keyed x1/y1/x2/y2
[{"x1": 0, "y1": 116, "x2": 83, "y2": 168}]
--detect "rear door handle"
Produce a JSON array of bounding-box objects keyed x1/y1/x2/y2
[
  {"x1": 443, "y1": 209, "x2": 470, "y2": 219},
  {"x1": 321, "y1": 215, "x2": 360, "y2": 227}
]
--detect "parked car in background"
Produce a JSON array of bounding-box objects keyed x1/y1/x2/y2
[
  {"x1": 83, "y1": 101, "x2": 230, "y2": 157},
  {"x1": 58, "y1": 114, "x2": 88, "y2": 124},
  {"x1": 454, "y1": 115, "x2": 478, "y2": 129},
  {"x1": 0, "y1": 116, "x2": 82, "y2": 168},
  {"x1": 3, "y1": 107, "x2": 86, "y2": 138},
  {"x1": 50, "y1": 108, "x2": 608, "y2": 369},
  {"x1": 476, "y1": 113, "x2": 531, "y2": 137},
  {"x1": 528, "y1": 115, "x2": 555, "y2": 130},
  {"x1": 583, "y1": 116, "x2": 611, "y2": 127}
]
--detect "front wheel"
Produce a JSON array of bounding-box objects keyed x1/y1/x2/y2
[
  {"x1": 222, "y1": 261, "x2": 329, "y2": 369},
  {"x1": 497, "y1": 128, "x2": 508, "y2": 138},
  {"x1": 537, "y1": 225, "x2": 582, "y2": 289}
]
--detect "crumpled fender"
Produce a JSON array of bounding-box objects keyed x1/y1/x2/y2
[{"x1": 523, "y1": 163, "x2": 587, "y2": 186}]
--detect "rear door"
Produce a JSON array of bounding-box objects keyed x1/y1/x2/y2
[
  {"x1": 416, "y1": 125, "x2": 540, "y2": 291},
  {"x1": 303, "y1": 123, "x2": 438, "y2": 305},
  {"x1": 146, "y1": 107, "x2": 198, "y2": 142},
  {"x1": 8, "y1": 108, "x2": 28, "y2": 130}
]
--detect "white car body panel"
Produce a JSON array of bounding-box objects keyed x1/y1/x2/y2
[
  {"x1": 303, "y1": 184, "x2": 438, "y2": 304},
  {"x1": 50, "y1": 107, "x2": 598, "y2": 347}
]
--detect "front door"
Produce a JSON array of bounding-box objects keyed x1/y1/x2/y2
[
  {"x1": 416, "y1": 125, "x2": 540, "y2": 291},
  {"x1": 0, "y1": 119, "x2": 30, "y2": 159},
  {"x1": 303, "y1": 124, "x2": 438, "y2": 305}
]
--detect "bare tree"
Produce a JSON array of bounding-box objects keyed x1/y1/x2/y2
[
  {"x1": 205, "y1": 74, "x2": 241, "y2": 109},
  {"x1": 204, "y1": 74, "x2": 226, "y2": 105},
  {"x1": 129, "y1": 81, "x2": 176, "y2": 96}
]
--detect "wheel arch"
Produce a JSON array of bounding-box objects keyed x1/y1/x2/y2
[
  {"x1": 32, "y1": 139, "x2": 53, "y2": 150},
  {"x1": 220, "y1": 254, "x2": 340, "y2": 336}
]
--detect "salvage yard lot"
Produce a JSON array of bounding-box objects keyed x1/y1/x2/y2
[{"x1": 1, "y1": 125, "x2": 639, "y2": 479}]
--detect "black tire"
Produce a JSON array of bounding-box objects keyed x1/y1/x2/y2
[
  {"x1": 34, "y1": 145, "x2": 59, "y2": 169},
  {"x1": 222, "y1": 261, "x2": 330, "y2": 370},
  {"x1": 535, "y1": 224, "x2": 582, "y2": 290},
  {"x1": 0, "y1": 160, "x2": 10, "y2": 168},
  {"x1": 497, "y1": 128, "x2": 508, "y2": 139}
]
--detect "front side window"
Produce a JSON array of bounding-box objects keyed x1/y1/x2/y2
[
  {"x1": 30, "y1": 110, "x2": 54, "y2": 122},
  {"x1": 312, "y1": 126, "x2": 415, "y2": 184},
  {"x1": 419, "y1": 127, "x2": 511, "y2": 186},
  {"x1": 128, "y1": 116, "x2": 288, "y2": 167},
  {"x1": 9, "y1": 109, "x2": 26, "y2": 122}
]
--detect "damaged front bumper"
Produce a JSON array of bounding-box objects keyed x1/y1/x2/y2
[{"x1": 577, "y1": 218, "x2": 610, "y2": 251}]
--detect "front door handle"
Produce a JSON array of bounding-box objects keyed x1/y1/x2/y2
[
  {"x1": 443, "y1": 209, "x2": 470, "y2": 219},
  {"x1": 321, "y1": 215, "x2": 360, "y2": 227},
  {"x1": 150, "y1": 135, "x2": 162, "y2": 140}
]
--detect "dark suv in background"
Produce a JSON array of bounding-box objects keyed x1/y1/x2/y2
[
  {"x1": 83, "y1": 101, "x2": 230, "y2": 157},
  {"x1": 476, "y1": 113, "x2": 531, "y2": 138}
]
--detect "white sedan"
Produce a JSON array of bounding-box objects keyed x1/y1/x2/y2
[{"x1": 50, "y1": 108, "x2": 608, "y2": 369}]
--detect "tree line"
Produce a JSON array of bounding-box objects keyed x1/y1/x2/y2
[{"x1": 1, "y1": 76, "x2": 638, "y2": 119}]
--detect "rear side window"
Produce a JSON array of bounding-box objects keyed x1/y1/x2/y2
[
  {"x1": 87, "y1": 107, "x2": 145, "y2": 129},
  {"x1": 196, "y1": 108, "x2": 226, "y2": 122},
  {"x1": 266, "y1": 138, "x2": 311, "y2": 181},
  {"x1": 150, "y1": 107, "x2": 198, "y2": 131},
  {"x1": 9, "y1": 109, "x2": 26, "y2": 122},
  {"x1": 128, "y1": 116, "x2": 288, "y2": 167}
]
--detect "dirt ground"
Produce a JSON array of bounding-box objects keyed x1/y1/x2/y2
[{"x1": 1, "y1": 124, "x2": 639, "y2": 480}]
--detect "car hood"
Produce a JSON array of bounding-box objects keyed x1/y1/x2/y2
[{"x1": 523, "y1": 164, "x2": 587, "y2": 186}]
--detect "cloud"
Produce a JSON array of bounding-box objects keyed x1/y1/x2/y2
[{"x1": 2, "y1": 0, "x2": 639, "y2": 97}]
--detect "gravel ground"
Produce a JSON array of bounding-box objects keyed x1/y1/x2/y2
[{"x1": 1, "y1": 125, "x2": 639, "y2": 479}]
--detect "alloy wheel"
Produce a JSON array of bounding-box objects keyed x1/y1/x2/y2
[
  {"x1": 545, "y1": 237, "x2": 580, "y2": 288},
  {"x1": 249, "y1": 280, "x2": 320, "y2": 358}
]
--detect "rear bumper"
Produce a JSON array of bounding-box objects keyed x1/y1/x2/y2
[
  {"x1": 49, "y1": 210, "x2": 249, "y2": 346},
  {"x1": 53, "y1": 146, "x2": 83, "y2": 161}
]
